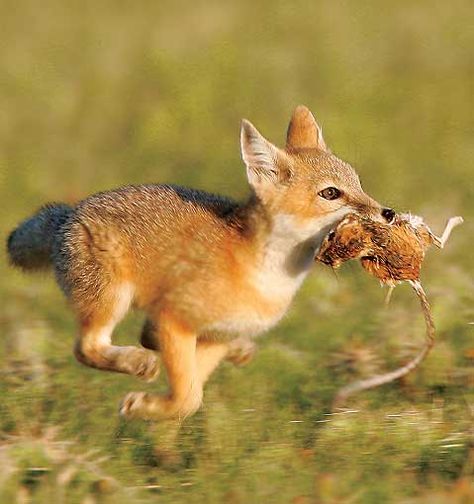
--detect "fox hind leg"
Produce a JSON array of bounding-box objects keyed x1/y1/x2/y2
[
  {"x1": 122, "y1": 319, "x2": 259, "y2": 420},
  {"x1": 121, "y1": 313, "x2": 202, "y2": 420},
  {"x1": 121, "y1": 338, "x2": 231, "y2": 421},
  {"x1": 74, "y1": 283, "x2": 160, "y2": 382}
]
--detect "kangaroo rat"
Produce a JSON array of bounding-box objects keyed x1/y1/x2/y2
[{"x1": 316, "y1": 213, "x2": 463, "y2": 406}]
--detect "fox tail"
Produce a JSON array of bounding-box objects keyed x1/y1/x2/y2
[{"x1": 7, "y1": 203, "x2": 73, "y2": 271}]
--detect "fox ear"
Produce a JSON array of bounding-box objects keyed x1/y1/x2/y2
[
  {"x1": 240, "y1": 119, "x2": 290, "y2": 188},
  {"x1": 286, "y1": 105, "x2": 327, "y2": 151}
]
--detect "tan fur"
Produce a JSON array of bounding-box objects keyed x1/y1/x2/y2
[
  {"x1": 286, "y1": 105, "x2": 327, "y2": 151},
  {"x1": 8, "y1": 105, "x2": 393, "y2": 421}
]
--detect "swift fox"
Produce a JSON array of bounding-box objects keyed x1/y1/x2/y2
[{"x1": 7, "y1": 106, "x2": 395, "y2": 420}]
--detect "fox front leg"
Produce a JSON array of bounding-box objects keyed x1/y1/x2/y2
[{"x1": 226, "y1": 336, "x2": 257, "y2": 366}]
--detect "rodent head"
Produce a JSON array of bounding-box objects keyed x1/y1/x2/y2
[{"x1": 316, "y1": 214, "x2": 374, "y2": 267}]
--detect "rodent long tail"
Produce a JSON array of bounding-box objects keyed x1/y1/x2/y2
[
  {"x1": 7, "y1": 203, "x2": 73, "y2": 271},
  {"x1": 333, "y1": 280, "x2": 435, "y2": 408}
]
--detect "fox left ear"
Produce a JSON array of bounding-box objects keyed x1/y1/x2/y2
[
  {"x1": 240, "y1": 119, "x2": 291, "y2": 189},
  {"x1": 286, "y1": 105, "x2": 328, "y2": 151}
]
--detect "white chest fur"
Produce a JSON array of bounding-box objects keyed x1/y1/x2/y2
[
  {"x1": 204, "y1": 209, "x2": 349, "y2": 339},
  {"x1": 251, "y1": 210, "x2": 349, "y2": 302}
]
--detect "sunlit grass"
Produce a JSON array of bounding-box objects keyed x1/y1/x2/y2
[{"x1": 0, "y1": 0, "x2": 472, "y2": 502}]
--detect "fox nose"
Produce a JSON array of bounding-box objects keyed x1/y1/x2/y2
[{"x1": 381, "y1": 208, "x2": 396, "y2": 223}]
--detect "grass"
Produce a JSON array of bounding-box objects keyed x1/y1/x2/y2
[{"x1": 0, "y1": 0, "x2": 473, "y2": 502}]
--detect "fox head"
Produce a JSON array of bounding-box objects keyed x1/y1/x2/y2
[{"x1": 241, "y1": 106, "x2": 395, "y2": 242}]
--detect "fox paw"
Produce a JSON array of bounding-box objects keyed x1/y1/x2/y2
[
  {"x1": 120, "y1": 390, "x2": 202, "y2": 420},
  {"x1": 120, "y1": 392, "x2": 149, "y2": 419},
  {"x1": 135, "y1": 350, "x2": 160, "y2": 382},
  {"x1": 226, "y1": 338, "x2": 257, "y2": 367},
  {"x1": 121, "y1": 349, "x2": 160, "y2": 382}
]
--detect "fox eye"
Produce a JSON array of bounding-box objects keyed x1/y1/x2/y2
[{"x1": 318, "y1": 187, "x2": 341, "y2": 200}]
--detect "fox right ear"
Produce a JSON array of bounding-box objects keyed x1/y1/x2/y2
[
  {"x1": 240, "y1": 120, "x2": 290, "y2": 189},
  {"x1": 286, "y1": 105, "x2": 328, "y2": 151}
]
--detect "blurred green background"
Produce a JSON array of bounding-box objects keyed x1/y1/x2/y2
[{"x1": 0, "y1": 0, "x2": 472, "y2": 502}]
